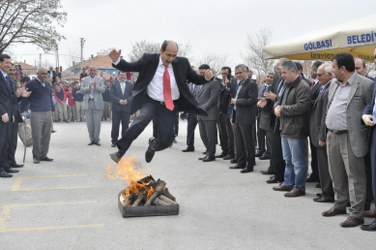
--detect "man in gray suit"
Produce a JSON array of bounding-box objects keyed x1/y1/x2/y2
[
  {"x1": 196, "y1": 65, "x2": 221, "y2": 162},
  {"x1": 322, "y1": 53, "x2": 373, "y2": 228},
  {"x1": 80, "y1": 67, "x2": 105, "y2": 146}
]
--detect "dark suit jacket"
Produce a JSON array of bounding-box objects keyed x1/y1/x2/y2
[
  {"x1": 327, "y1": 73, "x2": 373, "y2": 157},
  {"x1": 258, "y1": 83, "x2": 273, "y2": 131},
  {"x1": 110, "y1": 80, "x2": 133, "y2": 112},
  {"x1": 10, "y1": 78, "x2": 23, "y2": 123},
  {"x1": 231, "y1": 78, "x2": 258, "y2": 124},
  {"x1": 197, "y1": 78, "x2": 221, "y2": 121},
  {"x1": 113, "y1": 54, "x2": 208, "y2": 115},
  {"x1": 363, "y1": 78, "x2": 376, "y2": 116},
  {"x1": 0, "y1": 73, "x2": 14, "y2": 122},
  {"x1": 309, "y1": 80, "x2": 332, "y2": 147}
]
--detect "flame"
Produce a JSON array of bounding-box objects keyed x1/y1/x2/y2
[
  {"x1": 125, "y1": 180, "x2": 155, "y2": 199},
  {"x1": 104, "y1": 156, "x2": 148, "y2": 185},
  {"x1": 104, "y1": 156, "x2": 155, "y2": 201}
]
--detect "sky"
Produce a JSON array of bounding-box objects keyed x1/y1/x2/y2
[{"x1": 9, "y1": 0, "x2": 376, "y2": 70}]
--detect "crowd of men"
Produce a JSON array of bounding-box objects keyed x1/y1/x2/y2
[
  {"x1": 1, "y1": 42, "x2": 376, "y2": 231},
  {"x1": 186, "y1": 52, "x2": 376, "y2": 231}
]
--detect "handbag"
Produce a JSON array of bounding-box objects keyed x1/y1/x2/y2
[{"x1": 18, "y1": 118, "x2": 33, "y2": 147}]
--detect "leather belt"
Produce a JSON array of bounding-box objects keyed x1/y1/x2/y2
[{"x1": 328, "y1": 129, "x2": 348, "y2": 135}]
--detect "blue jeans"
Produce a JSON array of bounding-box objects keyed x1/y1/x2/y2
[{"x1": 281, "y1": 137, "x2": 308, "y2": 191}]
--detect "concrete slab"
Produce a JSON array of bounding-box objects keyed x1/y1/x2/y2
[{"x1": 0, "y1": 120, "x2": 374, "y2": 250}]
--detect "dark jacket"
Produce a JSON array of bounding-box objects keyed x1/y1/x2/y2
[
  {"x1": 113, "y1": 53, "x2": 209, "y2": 115},
  {"x1": 26, "y1": 78, "x2": 54, "y2": 112},
  {"x1": 231, "y1": 78, "x2": 258, "y2": 124},
  {"x1": 110, "y1": 80, "x2": 133, "y2": 112},
  {"x1": 274, "y1": 76, "x2": 311, "y2": 138},
  {"x1": 309, "y1": 80, "x2": 332, "y2": 146},
  {"x1": 197, "y1": 77, "x2": 221, "y2": 121},
  {"x1": 0, "y1": 73, "x2": 14, "y2": 121}
]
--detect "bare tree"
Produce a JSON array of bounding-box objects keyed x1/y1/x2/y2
[
  {"x1": 244, "y1": 28, "x2": 275, "y2": 82},
  {"x1": 196, "y1": 53, "x2": 228, "y2": 74},
  {"x1": 127, "y1": 40, "x2": 191, "y2": 62},
  {"x1": 0, "y1": 0, "x2": 66, "y2": 54}
]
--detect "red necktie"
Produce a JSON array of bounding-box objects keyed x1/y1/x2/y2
[{"x1": 163, "y1": 66, "x2": 174, "y2": 111}]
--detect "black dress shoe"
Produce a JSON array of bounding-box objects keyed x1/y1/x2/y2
[
  {"x1": 261, "y1": 169, "x2": 274, "y2": 175},
  {"x1": 230, "y1": 159, "x2": 238, "y2": 164},
  {"x1": 229, "y1": 165, "x2": 245, "y2": 169},
  {"x1": 33, "y1": 158, "x2": 40, "y2": 164},
  {"x1": 306, "y1": 175, "x2": 319, "y2": 183},
  {"x1": 313, "y1": 196, "x2": 334, "y2": 203},
  {"x1": 223, "y1": 155, "x2": 234, "y2": 160},
  {"x1": 182, "y1": 147, "x2": 194, "y2": 152},
  {"x1": 12, "y1": 164, "x2": 24, "y2": 168},
  {"x1": 266, "y1": 178, "x2": 279, "y2": 184},
  {"x1": 202, "y1": 151, "x2": 207, "y2": 154},
  {"x1": 40, "y1": 156, "x2": 53, "y2": 162},
  {"x1": 315, "y1": 183, "x2": 321, "y2": 188},
  {"x1": 361, "y1": 219, "x2": 376, "y2": 231},
  {"x1": 198, "y1": 156, "x2": 206, "y2": 160},
  {"x1": 111, "y1": 143, "x2": 117, "y2": 147},
  {"x1": 215, "y1": 152, "x2": 227, "y2": 158},
  {"x1": 88, "y1": 141, "x2": 95, "y2": 146},
  {"x1": 258, "y1": 154, "x2": 270, "y2": 160},
  {"x1": 6, "y1": 168, "x2": 19, "y2": 173},
  {"x1": 145, "y1": 148, "x2": 155, "y2": 163},
  {"x1": 0, "y1": 171, "x2": 12, "y2": 178},
  {"x1": 240, "y1": 167, "x2": 253, "y2": 173},
  {"x1": 255, "y1": 151, "x2": 264, "y2": 157},
  {"x1": 94, "y1": 142, "x2": 101, "y2": 146},
  {"x1": 110, "y1": 151, "x2": 125, "y2": 163},
  {"x1": 202, "y1": 156, "x2": 215, "y2": 162}
]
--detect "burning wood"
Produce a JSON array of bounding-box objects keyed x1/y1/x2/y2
[
  {"x1": 105, "y1": 156, "x2": 179, "y2": 217},
  {"x1": 120, "y1": 176, "x2": 176, "y2": 207}
]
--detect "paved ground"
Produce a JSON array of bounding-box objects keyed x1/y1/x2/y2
[{"x1": 0, "y1": 120, "x2": 375, "y2": 250}]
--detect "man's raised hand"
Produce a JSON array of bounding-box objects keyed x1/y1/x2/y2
[{"x1": 109, "y1": 49, "x2": 122, "y2": 62}]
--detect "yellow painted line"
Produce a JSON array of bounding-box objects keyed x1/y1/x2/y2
[
  {"x1": 17, "y1": 186, "x2": 93, "y2": 191},
  {"x1": 0, "y1": 205, "x2": 12, "y2": 233},
  {"x1": 0, "y1": 201, "x2": 104, "y2": 233},
  {"x1": 11, "y1": 174, "x2": 90, "y2": 191},
  {"x1": 2, "y1": 224, "x2": 104, "y2": 233},
  {"x1": 7, "y1": 200, "x2": 97, "y2": 208}
]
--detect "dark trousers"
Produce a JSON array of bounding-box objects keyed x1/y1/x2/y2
[
  {"x1": 370, "y1": 126, "x2": 376, "y2": 204},
  {"x1": 309, "y1": 138, "x2": 319, "y2": 181},
  {"x1": 217, "y1": 113, "x2": 234, "y2": 156},
  {"x1": 173, "y1": 112, "x2": 179, "y2": 137},
  {"x1": 198, "y1": 119, "x2": 217, "y2": 157},
  {"x1": 117, "y1": 97, "x2": 176, "y2": 153},
  {"x1": 365, "y1": 152, "x2": 373, "y2": 210},
  {"x1": 111, "y1": 110, "x2": 130, "y2": 143},
  {"x1": 317, "y1": 145, "x2": 334, "y2": 198},
  {"x1": 186, "y1": 113, "x2": 197, "y2": 148},
  {"x1": 234, "y1": 122, "x2": 255, "y2": 167},
  {"x1": 7, "y1": 121, "x2": 19, "y2": 166},
  {"x1": 269, "y1": 130, "x2": 285, "y2": 181},
  {"x1": 0, "y1": 122, "x2": 11, "y2": 171},
  {"x1": 256, "y1": 119, "x2": 266, "y2": 153}
]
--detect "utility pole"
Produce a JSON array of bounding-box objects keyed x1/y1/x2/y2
[
  {"x1": 80, "y1": 37, "x2": 85, "y2": 63},
  {"x1": 55, "y1": 44, "x2": 59, "y2": 68},
  {"x1": 39, "y1": 53, "x2": 42, "y2": 67}
]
